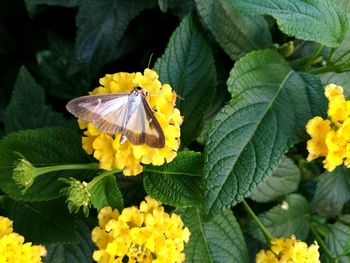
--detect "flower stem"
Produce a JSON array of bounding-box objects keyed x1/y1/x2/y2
[
  {"x1": 310, "y1": 223, "x2": 336, "y2": 263},
  {"x1": 242, "y1": 199, "x2": 273, "y2": 243},
  {"x1": 34, "y1": 163, "x2": 99, "y2": 176},
  {"x1": 303, "y1": 44, "x2": 323, "y2": 70},
  {"x1": 88, "y1": 169, "x2": 121, "y2": 189}
]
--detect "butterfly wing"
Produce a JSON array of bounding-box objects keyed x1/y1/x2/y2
[
  {"x1": 66, "y1": 93, "x2": 129, "y2": 134},
  {"x1": 124, "y1": 97, "x2": 165, "y2": 148}
]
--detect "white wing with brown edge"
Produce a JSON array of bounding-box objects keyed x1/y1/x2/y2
[
  {"x1": 124, "y1": 97, "x2": 165, "y2": 148},
  {"x1": 66, "y1": 93, "x2": 129, "y2": 134}
]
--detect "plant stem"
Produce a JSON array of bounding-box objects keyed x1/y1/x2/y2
[
  {"x1": 303, "y1": 44, "x2": 323, "y2": 70},
  {"x1": 88, "y1": 169, "x2": 121, "y2": 188},
  {"x1": 242, "y1": 199, "x2": 273, "y2": 243},
  {"x1": 35, "y1": 163, "x2": 99, "y2": 176},
  {"x1": 310, "y1": 223, "x2": 336, "y2": 263}
]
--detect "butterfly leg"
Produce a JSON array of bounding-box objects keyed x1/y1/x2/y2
[{"x1": 120, "y1": 134, "x2": 128, "y2": 144}]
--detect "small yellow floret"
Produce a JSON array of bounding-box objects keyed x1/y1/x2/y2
[
  {"x1": 256, "y1": 235, "x2": 320, "y2": 263},
  {"x1": 0, "y1": 216, "x2": 46, "y2": 263},
  {"x1": 306, "y1": 84, "x2": 350, "y2": 171},
  {"x1": 91, "y1": 196, "x2": 190, "y2": 263}
]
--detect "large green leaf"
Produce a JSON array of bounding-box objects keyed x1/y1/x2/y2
[
  {"x1": 195, "y1": 0, "x2": 271, "y2": 60},
  {"x1": 180, "y1": 207, "x2": 248, "y2": 263},
  {"x1": 311, "y1": 167, "x2": 350, "y2": 218},
  {"x1": 229, "y1": 0, "x2": 348, "y2": 47},
  {"x1": 143, "y1": 151, "x2": 202, "y2": 208},
  {"x1": 24, "y1": 0, "x2": 81, "y2": 17},
  {"x1": 38, "y1": 33, "x2": 91, "y2": 99},
  {"x1": 335, "y1": 0, "x2": 350, "y2": 13},
  {"x1": 155, "y1": 14, "x2": 216, "y2": 146},
  {"x1": 44, "y1": 219, "x2": 95, "y2": 263},
  {"x1": 158, "y1": 0, "x2": 194, "y2": 16},
  {"x1": 4, "y1": 67, "x2": 70, "y2": 133},
  {"x1": 90, "y1": 173, "x2": 123, "y2": 211},
  {"x1": 0, "y1": 127, "x2": 93, "y2": 201},
  {"x1": 250, "y1": 156, "x2": 300, "y2": 203},
  {"x1": 325, "y1": 223, "x2": 350, "y2": 263},
  {"x1": 75, "y1": 0, "x2": 156, "y2": 72},
  {"x1": 203, "y1": 49, "x2": 327, "y2": 217},
  {"x1": 2, "y1": 197, "x2": 77, "y2": 243},
  {"x1": 249, "y1": 194, "x2": 310, "y2": 243}
]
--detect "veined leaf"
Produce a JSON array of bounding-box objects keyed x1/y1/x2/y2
[
  {"x1": 143, "y1": 151, "x2": 202, "y2": 208},
  {"x1": 75, "y1": 0, "x2": 156, "y2": 72},
  {"x1": 249, "y1": 194, "x2": 310, "y2": 243},
  {"x1": 203, "y1": 49, "x2": 327, "y2": 217},
  {"x1": 155, "y1": 14, "x2": 216, "y2": 146},
  {"x1": 44, "y1": 219, "x2": 95, "y2": 263},
  {"x1": 180, "y1": 207, "x2": 248, "y2": 263},
  {"x1": 229, "y1": 0, "x2": 348, "y2": 47},
  {"x1": 24, "y1": 0, "x2": 81, "y2": 17},
  {"x1": 325, "y1": 223, "x2": 350, "y2": 263},
  {"x1": 4, "y1": 66, "x2": 70, "y2": 133},
  {"x1": 2, "y1": 197, "x2": 77, "y2": 243},
  {"x1": 90, "y1": 173, "x2": 123, "y2": 211},
  {"x1": 38, "y1": 33, "x2": 91, "y2": 99},
  {"x1": 158, "y1": 0, "x2": 194, "y2": 15},
  {"x1": 195, "y1": 0, "x2": 271, "y2": 60},
  {"x1": 250, "y1": 156, "x2": 300, "y2": 203},
  {"x1": 0, "y1": 127, "x2": 93, "y2": 202},
  {"x1": 311, "y1": 167, "x2": 350, "y2": 218}
]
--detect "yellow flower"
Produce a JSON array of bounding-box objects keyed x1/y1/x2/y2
[
  {"x1": 79, "y1": 69, "x2": 182, "y2": 176},
  {"x1": 91, "y1": 196, "x2": 190, "y2": 263},
  {"x1": 306, "y1": 84, "x2": 350, "y2": 171},
  {"x1": 324, "y1": 83, "x2": 344, "y2": 99},
  {"x1": 0, "y1": 216, "x2": 46, "y2": 263},
  {"x1": 256, "y1": 235, "x2": 320, "y2": 263}
]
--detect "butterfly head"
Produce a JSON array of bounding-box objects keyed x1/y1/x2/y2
[{"x1": 134, "y1": 86, "x2": 148, "y2": 97}]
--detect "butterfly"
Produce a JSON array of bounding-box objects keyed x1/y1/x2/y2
[{"x1": 66, "y1": 87, "x2": 165, "y2": 148}]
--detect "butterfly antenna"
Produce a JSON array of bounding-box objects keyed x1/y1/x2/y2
[{"x1": 147, "y1": 53, "x2": 154, "y2": 69}]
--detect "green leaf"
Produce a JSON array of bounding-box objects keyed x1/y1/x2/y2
[
  {"x1": 4, "y1": 66, "x2": 70, "y2": 133},
  {"x1": 325, "y1": 20, "x2": 350, "y2": 66},
  {"x1": 343, "y1": 237, "x2": 350, "y2": 257},
  {"x1": 250, "y1": 156, "x2": 301, "y2": 203},
  {"x1": 158, "y1": 0, "x2": 194, "y2": 15},
  {"x1": 2, "y1": 197, "x2": 77, "y2": 243},
  {"x1": 75, "y1": 0, "x2": 156, "y2": 72},
  {"x1": 37, "y1": 33, "x2": 91, "y2": 99},
  {"x1": 311, "y1": 167, "x2": 350, "y2": 218},
  {"x1": 24, "y1": 0, "x2": 80, "y2": 17},
  {"x1": 44, "y1": 219, "x2": 95, "y2": 263},
  {"x1": 229, "y1": 0, "x2": 348, "y2": 47},
  {"x1": 325, "y1": 223, "x2": 350, "y2": 262},
  {"x1": 249, "y1": 194, "x2": 310, "y2": 243},
  {"x1": 89, "y1": 173, "x2": 123, "y2": 211},
  {"x1": 203, "y1": 49, "x2": 327, "y2": 217},
  {"x1": 334, "y1": 0, "x2": 350, "y2": 14},
  {"x1": 155, "y1": 14, "x2": 216, "y2": 146},
  {"x1": 195, "y1": 0, "x2": 271, "y2": 60},
  {"x1": 143, "y1": 151, "x2": 202, "y2": 208},
  {"x1": 179, "y1": 207, "x2": 249, "y2": 263},
  {"x1": 321, "y1": 72, "x2": 350, "y2": 97},
  {"x1": 0, "y1": 127, "x2": 93, "y2": 201}
]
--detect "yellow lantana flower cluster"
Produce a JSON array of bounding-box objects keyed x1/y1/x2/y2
[
  {"x1": 0, "y1": 216, "x2": 46, "y2": 263},
  {"x1": 306, "y1": 84, "x2": 350, "y2": 171},
  {"x1": 79, "y1": 69, "x2": 182, "y2": 176},
  {"x1": 256, "y1": 235, "x2": 320, "y2": 263},
  {"x1": 91, "y1": 196, "x2": 190, "y2": 263}
]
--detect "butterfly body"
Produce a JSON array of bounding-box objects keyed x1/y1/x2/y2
[{"x1": 66, "y1": 87, "x2": 165, "y2": 148}]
